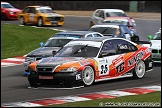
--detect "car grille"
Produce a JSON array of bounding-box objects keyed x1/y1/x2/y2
[
  {"x1": 36, "y1": 57, "x2": 42, "y2": 61},
  {"x1": 36, "y1": 66, "x2": 55, "y2": 73},
  {"x1": 46, "y1": 17, "x2": 64, "y2": 21},
  {"x1": 152, "y1": 49, "x2": 161, "y2": 54},
  {"x1": 13, "y1": 12, "x2": 17, "y2": 14}
]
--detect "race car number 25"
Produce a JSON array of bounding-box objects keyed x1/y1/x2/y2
[{"x1": 100, "y1": 64, "x2": 109, "y2": 76}]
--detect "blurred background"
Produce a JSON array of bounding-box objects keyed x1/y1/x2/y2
[{"x1": 3, "y1": 1, "x2": 161, "y2": 13}]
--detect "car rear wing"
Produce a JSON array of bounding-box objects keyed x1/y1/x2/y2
[{"x1": 136, "y1": 41, "x2": 152, "y2": 48}]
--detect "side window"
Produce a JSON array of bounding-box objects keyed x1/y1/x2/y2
[
  {"x1": 95, "y1": 10, "x2": 100, "y2": 17},
  {"x1": 112, "y1": 39, "x2": 138, "y2": 54},
  {"x1": 28, "y1": 7, "x2": 35, "y2": 13},
  {"x1": 106, "y1": 12, "x2": 110, "y2": 17},
  {"x1": 86, "y1": 34, "x2": 93, "y2": 38},
  {"x1": 93, "y1": 33, "x2": 103, "y2": 37},
  {"x1": 100, "y1": 40, "x2": 116, "y2": 56},
  {"x1": 23, "y1": 7, "x2": 30, "y2": 13},
  {"x1": 100, "y1": 11, "x2": 104, "y2": 18}
]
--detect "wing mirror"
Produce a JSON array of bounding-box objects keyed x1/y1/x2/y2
[
  {"x1": 39, "y1": 42, "x2": 44, "y2": 47},
  {"x1": 52, "y1": 50, "x2": 57, "y2": 56},
  {"x1": 98, "y1": 51, "x2": 116, "y2": 58}
]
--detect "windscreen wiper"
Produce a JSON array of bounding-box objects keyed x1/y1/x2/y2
[{"x1": 70, "y1": 45, "x2": 88, "y2": 56}]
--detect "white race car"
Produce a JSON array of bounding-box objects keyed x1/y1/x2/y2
[
  {"x1": 89, "y1": 9, "x2": 136, "y2": 28},
  {"x1": 148, "y1": 28, "x2": 161, "y2": 63}
]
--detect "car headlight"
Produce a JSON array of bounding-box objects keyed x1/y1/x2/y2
[
  {"x1": 46, "y1": 17, "x2": 51, "y2": 21},
  {"x1": 58, "y1": 67, "x2": 77, "y2": 72},
  {"x1": 9, "y1": 10, "x2": 14, "y2": 14},
  {"x1": 25, "y1": 57, "x2": 35, "y2": 62},
  {"x1": 60, "y1": 17, "x2": 64, "y2": 21}
]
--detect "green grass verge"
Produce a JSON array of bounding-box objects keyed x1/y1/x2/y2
[
  {"x1": 46, "y1": 92, "x2": 161, "y2": 107},
  {"x1": 1, "y1": 24, "x2": 59, "y2": 59}
]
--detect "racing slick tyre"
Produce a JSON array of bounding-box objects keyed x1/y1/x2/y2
[
  {"x1": 133, "y1": 36, "x2": 140, "y2": 42},
  {"x1": 133, "y1": 60, "x2": 146, "y2": 79},
  {"x1": 19, "y1": 17, "x2": 25, "y2": 25},
  {"x1": 38, "y1": 18, "x2": 43, "y2": 27},
  {"x1": 28, "y1": 77, "x2": 38, "y2": 88},
  {"x1": 89, "y1": 21, "x2": 94, "y2": 28},
  {"x1": 82, "y1": 66, "x2": 94, "y2": 86},
  {"x1": 1, "y1": 13, "x2": 7, "y2": 20}
]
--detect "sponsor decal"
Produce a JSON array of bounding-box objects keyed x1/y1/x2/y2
[
  {"x1": 128, "y1": 50, "x2": 144, "y2": 67},
  {"x1": 79, "y1": 59, "x2": 90, "y2": 65},
  {"x1": 112, "y1": 55, "x2": 123, "y2": 67},
  {"x1": 145, "y1": 48, "x2": 151, "y2": 53},
  {"x1": 76, "y1": 74, "x2": 81, "y2": 80}
]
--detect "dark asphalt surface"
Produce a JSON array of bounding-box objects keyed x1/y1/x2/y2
[{"x1": 1, "y1": 16, "x2": 161, "y2": 104}]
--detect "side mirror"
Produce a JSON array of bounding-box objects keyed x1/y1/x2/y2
[
  {"x1": 52, "y1": 50, "x2": 57, "y2": 56},
  {"x1": 98, "y1": 51, "x2": 108, "y2": 58},
  {"x1": 98, "y1": 51, "x2": 116, "y2": 58},
  {"x1": 148, "y1": 35, "x2": 153, "y2": 40},
  {"x1": 39, "y1": 42, "x2": 44, "y2": 47}
]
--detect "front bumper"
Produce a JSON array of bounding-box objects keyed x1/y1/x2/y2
[
  {"x1": 28, "y1": 71, "x2": 83, "y2": 87},
  {"x1": 43, "y1": 21, "x2": 64, "y2": 26},
  {"x1": 7, "y1": 14, "x2": 18, "y2": 20},
  {"x1": 152, "y1": 53, "x2": 161, "y2": 63}
]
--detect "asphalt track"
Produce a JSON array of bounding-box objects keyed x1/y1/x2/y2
[{"x1": 1, "y1": 16, "x2": 161, "y2": 104}]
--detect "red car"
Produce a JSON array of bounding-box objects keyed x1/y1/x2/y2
[{"x1": 1, "y1": 2, "x2": 21, "y2": 20}]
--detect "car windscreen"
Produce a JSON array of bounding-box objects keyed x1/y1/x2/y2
[
  {"x1": 43, "y1": 39, "x2": 72, "y2": 47},
  {"x1": 54, "y1": 34, "x2": 83, "y2": 38},
  {"x1": 106, "y1": 12, "x2": 127, "y2": 17},
  {"x1": 103, "y1": 20, "x2": 128, "y2": 25},
  {"x1": 1, "y1": 3, "x2": 14, "y2": 8},
  {"x1": 90, "y1": 27, "x2": 117, "y2": 36},
  {"x1": 54, "y1": 45, "x2": 99, "y2": 57},
  {"x1": 153, "y1": 32, "x2": 161, "y2": 40},
  {"x1": 36, "y1": 8, "x2": 53, "y2": 13}
]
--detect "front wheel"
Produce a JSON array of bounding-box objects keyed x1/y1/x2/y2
[
  {"x1": 89, "y1": 21, "x2": 94, "y2": 28},
  {"x1": 19, "y1": 17, "x2": 25, "y2": 25},
  {"x1": 134, "y1": 36, "x2": 140, "y2": 42},
  {"x1": 1, "y1": 13, "x2": 7, "y2": 20},
  {"x1": 38, "y1": 18, "x2": 43, "y2": 27},
  {"x1": 28, "y1": 77, "x2": 38, "y2": 88},
  {"x1": 82, "y1": 66, "x2": 94, "y2": 86},
  {"x1": 133, "y1": 60, "x2": 146, "y2": 79}
]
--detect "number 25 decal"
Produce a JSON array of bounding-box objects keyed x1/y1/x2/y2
[{"x1": 100, "y1": 64, "x2": 108, "y2": 74}]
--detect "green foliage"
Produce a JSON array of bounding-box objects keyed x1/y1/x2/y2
[{"x1": 1, "y1": 24, "x2": 59, "y2": 59}]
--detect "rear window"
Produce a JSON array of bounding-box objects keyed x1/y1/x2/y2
[{"x1": 90, "y1": 27, "x2": 117, "y2": 35}]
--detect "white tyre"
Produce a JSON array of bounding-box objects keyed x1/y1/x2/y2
[
  {"x1": 38, "y1": 18, "x2": 43, "y2": 27},
  {"x1": 19, "y1": 17, "x2": 25, "y2": 25},
  {"x1": 133, "y1": 60, "x2": 146, "y2": 78},
  {"x1": 82, "y1": 66, "x2": 94, "y2": 86}
]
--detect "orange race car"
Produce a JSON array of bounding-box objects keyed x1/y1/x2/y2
[
  {"x1": 17, "y1": 5, "x2": 64, "y2": 26},
  {"x1": 27, "y1": 37, "x2": 153, "y2": 88}
]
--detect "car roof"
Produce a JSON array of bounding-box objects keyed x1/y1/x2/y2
[
  {"x1": 48, "y1": 36, "x2": 79, "y2": 40},
  {"x1": 91, "y1": 23, "x2": 125, "y2": 28},
  {"x1": 55, "y1": 31, "x2": 101, "y2": 35},
  {"x1": 26, "y1": 6, "x2": 50, "y2": 8},
  {"x1": 1, "y1": 2, "x2": 9, "y2": 4},
  {"x1": 96, "y1": 9, "x2": 125, "y2": 12},
  {"x1": 70, "y1": 37, "x2": 109, "y2": 42},
  {"x1": 71, "y1": 36, "x2": 133, "y2": 43}
]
